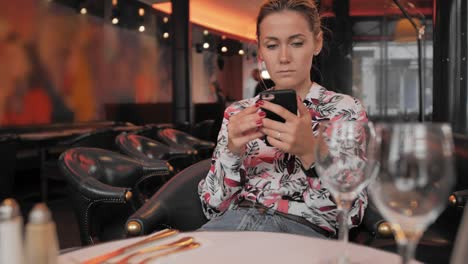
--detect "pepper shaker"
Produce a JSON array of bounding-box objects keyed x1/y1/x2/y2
[{"x1": 0, "y1": 198, "x2": 24, "y2": 264}]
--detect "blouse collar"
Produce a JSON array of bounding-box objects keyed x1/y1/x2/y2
[{"x1": 304, "y1": 82, "x2": 326, "y2": 101}]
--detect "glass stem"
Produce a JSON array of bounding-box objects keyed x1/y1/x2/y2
[
  {"x1": 337, "y1": 199, "x2": 352, "y2": 263},
  {"x1": 337, "y1": 200, "x2": 352, "y2": 242},
  {"x1": 398, "y1": 241, "x2": 417, "y2": 264},
  {"x1": 396, "y1": 230, "x2": 422, "y2": 264}
]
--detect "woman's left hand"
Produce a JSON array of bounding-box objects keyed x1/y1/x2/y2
[{"x1": 260, "y1": 96, "x2": 316, "y2": 168}]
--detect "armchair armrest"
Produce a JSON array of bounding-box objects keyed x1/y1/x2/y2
[
  {"x1": 59, "y1": 151, "x2": 132, "y2": 202},
  {"x1": 450, "y1": 190, "x2": 468, "y2": 207},
  {"x1": 126, "y1": 159, "x2": 211, "y2": 236},
  {"x1": 362, "y1": 200, "x2": 393, "y2": 238}
]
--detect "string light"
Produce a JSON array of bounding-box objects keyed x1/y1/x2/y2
[
  {"x1": 112, "y1": 0, "x2": 118, "y2": 6},
  {"x1": 163, "y1": 32, "x2": 170, "y2": 38},
  {"x1": 112, "y1": 18, "x2": 119, "y2": 24},
  {"x1": 203, "y1": 42, "x2": 210, "y2": 49},
  {"x1": 139, "y1": 25, "x2": 145, "y2": 32},
  {"x1": 203, "y1": 30, "x2": 209, "y2": 36},
  {"x1": 238, "y1": 49, "x2": 245, "y2": 55},
  {"x1": 80, "y1": 8, "x2": 87, "y2": 15},
  {"x1": 138, "y1": 8, "x2": 145, "y2": 17},
  {"x1": 163, "y1": 17, "x2": 169, "y2": 23},
  {"x1": 221, "y1": 46, "x2": 228, "y2": 53}
]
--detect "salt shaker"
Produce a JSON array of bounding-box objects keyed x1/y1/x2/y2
[
  {"x1": 0, "y1": 198, "x2": 24, "y2": 264},
  {"x1": 25, "y1": 203, "x2": 59, "y2": 264}
]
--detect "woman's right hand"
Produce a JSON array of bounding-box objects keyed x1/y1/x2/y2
[{"x1": 227, "y1": 102, "x2": 266, "y2": 155}]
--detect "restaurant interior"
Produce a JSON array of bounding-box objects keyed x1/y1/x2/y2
[{"x1": 0, "y1": 0, "x2": 467, "y2": 263}]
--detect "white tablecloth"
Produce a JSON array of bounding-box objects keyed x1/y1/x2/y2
[{"x1": 59, "y1": 231, "x2": 419, "y2": 264}]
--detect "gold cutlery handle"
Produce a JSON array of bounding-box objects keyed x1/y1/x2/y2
[
  {"x1": 81, "y1": 229, "x2": 178, "y2": 264},
  {"x1": 115, "y1": 237, "x2": 194, "y2": 264},
  {"x1": 137, "y1": 242, "x2": 201, "y2": 264}
]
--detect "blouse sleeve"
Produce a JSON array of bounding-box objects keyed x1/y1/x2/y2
[
  {"x1": 198, "y1": 105, "x2": 246, "y2": 219},
  {"x1": 303, "y1": 96, "x2": 369, "y2": 231}
]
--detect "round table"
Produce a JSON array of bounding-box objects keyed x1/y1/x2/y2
[{"x1": 59, "y1": 231, "x2": 420, "y2": 264}]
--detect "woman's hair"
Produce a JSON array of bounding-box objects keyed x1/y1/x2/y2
[{"x1": 256, "y1": 0, "x2": 321, "y2": 40}]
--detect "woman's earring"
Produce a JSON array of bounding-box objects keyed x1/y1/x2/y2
[{"x1": 261, "y1": 61, "x2": 267, "y2": 71}]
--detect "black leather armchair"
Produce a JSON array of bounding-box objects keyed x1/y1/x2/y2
[
  {"x1": 124, "y1": 158, "x2": 388, "y2": 240},
  {"x1": 157, "y1": 128, "x2": 215, "y2": 160},
  {"x1": 115, "y1": 133, "x2": 193, "y2": 173},
  {"x1": 125, "y1": 159, "x2": 211, "y2": 236},
  {"x1": 449, "y1": 133, "x2": 468, "y2": 208},
  {"x1": 58, "y1": 147, "x2": 170, "y2": 245},
  {"x1": 0, "y1": 134, "x2": 17, "y2": 200},
  {"x1": 138, "y1": 126, "x2": 215, "y2": 160}
]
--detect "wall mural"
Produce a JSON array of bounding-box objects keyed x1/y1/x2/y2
[{"x1": 0, "y1": 0, "x2": 173, "y2": 126}]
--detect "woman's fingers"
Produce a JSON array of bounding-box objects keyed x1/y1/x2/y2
[
  {"x1": 261, "y1": 117, "x2": 286, "y2": 132},
  {"x1": 233, "y1": 105, "x2": 258, "y2": 119},
  {"x1": 237, "y1": 131, "x2": 265, "y2": 145},
  {"x1": 260, "y1": 127, "x2": 291, "y2": 143},
  {"x1": 230, "y1": 112, "x2": 264, "y2": 137}
]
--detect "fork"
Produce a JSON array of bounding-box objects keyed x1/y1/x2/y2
[
  {"x1": 114, "y1": 237, "x2": 194, "y2": 264},
  {"x1": 136, "y1": 242, "x2": 201, "y2": 264},
  {"x1": 81, "y1": 229, "x2": 178, "y2": 264}
]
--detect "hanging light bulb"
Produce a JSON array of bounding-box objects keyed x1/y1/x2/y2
[
  {"x1": 203, "y1": 42, "x2": 210, "y2": 49},
  {"x1": 112, "y1": 17, "x2": 119, "y2": 24},
  {"x1": 238, "y1": 49, "x2": 245, "y2": 55},
  {"x1": 139, "y1": 25, "x2": 145, "y2": 32},
  {"x1": 80, "y1": 8, "x2": 87, "y2": 15},
  {"x1": 221, "y1": 46, "x2": 228, "y2": 53},
  {"x1": 163, "y1": 32, "x2": 170, "y2": 38}
]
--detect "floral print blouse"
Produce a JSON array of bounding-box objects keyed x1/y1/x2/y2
[{"x1": 198, "y1": 83, "x2": 368, "y2": 235}]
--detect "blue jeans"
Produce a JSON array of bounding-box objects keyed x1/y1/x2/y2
[{"x1": 198, "y1": 207, "x2": 328, "y2": 239}]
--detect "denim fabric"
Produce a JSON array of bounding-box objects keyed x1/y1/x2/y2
[{"x1": 198, "y1": 207, "x2": 327, "y2": 239}]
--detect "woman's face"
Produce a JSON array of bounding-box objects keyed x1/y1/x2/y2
[{"x1": 258, "y1": 10, "x2": 322, "y2": 90}]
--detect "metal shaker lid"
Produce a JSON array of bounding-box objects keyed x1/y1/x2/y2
[
  {"x1": 28, "y1": 203, "x2": 52, "y2": 224},
  {"x1": 0, "y1": 198, "x2": 21, "y2": 221}
]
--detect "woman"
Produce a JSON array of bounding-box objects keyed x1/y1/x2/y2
[{"x1": 198, "y1": 0, "x2": 368, "y2": 238}]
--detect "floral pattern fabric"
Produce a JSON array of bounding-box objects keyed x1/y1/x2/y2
[{"x1": 198, "y1": 83, "x2": 368, "y2": 235}]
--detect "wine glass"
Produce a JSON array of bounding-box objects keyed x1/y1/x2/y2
[
  {"x1": 369, "y1": 123, "x2": 455, "y2": 264},
  {"x1": 314, "y1": 121, "x2": 379, "y2": 263}
]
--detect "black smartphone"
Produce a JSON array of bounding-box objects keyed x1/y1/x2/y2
[
  {"x1": 259, "y1": 89, "x2": 297, "y2": 146},
  {"x1": 259, "y1": 89, "x2": 297, "y2": 123}
]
